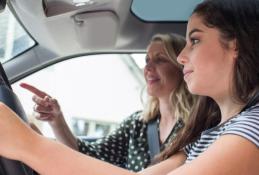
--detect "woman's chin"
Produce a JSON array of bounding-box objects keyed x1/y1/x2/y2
[
  {"x1": 147, "y1": 88, "x2": 161, "y2": 97},
  {"x1": 187, "y1": 84, "x2": 201, "y2": 95},
  {"x1": 147, "y1": 90, "x2": 156, "y2": 97}
]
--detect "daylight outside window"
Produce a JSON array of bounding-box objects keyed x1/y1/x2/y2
[
  {"x1": 12, "y1": 54, "x2": 146, "y2": 138},
  {"x1": 0, "y1": 6, "x2": 35, "y2": 63}
]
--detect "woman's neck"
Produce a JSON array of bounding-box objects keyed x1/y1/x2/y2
[
  {"x1": 214, "y1": 96, "x2": 245, "y2": 124},
  {"x1": 158, "y1": 97, "x2": 176, "y2": 143},
  {"x1": 159, "y1": 97, "x2": 175, "y2": 122}
]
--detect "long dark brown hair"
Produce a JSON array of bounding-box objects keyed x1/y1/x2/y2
[{"x1": 155, "y1": 0, "x2": 259, "y2": 162}]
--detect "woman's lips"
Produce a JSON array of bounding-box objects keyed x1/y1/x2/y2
[
  {"x1": 146, "y1": 77, "x2": 160, "y2": 84},
  {"x1": 183, "y1": 69, "x2": 193, "y2": 80}
]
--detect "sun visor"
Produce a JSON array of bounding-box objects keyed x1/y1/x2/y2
[{"x1": 72, "y1": 11, "x2": 119, "y2": 50}]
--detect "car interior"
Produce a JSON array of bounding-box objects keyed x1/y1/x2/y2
[{"x1": 0, "y1": 0, "x2": 204, "y2": 174}]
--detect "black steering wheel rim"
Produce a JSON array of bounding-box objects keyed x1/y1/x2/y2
[
  {"x1": 0, "y1": 64, "x2": 38, "y2": 175},
  {"x1": 0, "y1": 0, "x2": 6, "y2": 13}
]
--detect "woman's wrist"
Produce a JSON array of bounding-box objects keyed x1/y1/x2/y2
[{"x1": 48, "y1": 112, "x2": 66, "y2": 128}]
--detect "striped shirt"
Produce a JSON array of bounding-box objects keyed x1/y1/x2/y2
[{"x1": 184, "y1": 104, "x2": 259, "y2": 163}]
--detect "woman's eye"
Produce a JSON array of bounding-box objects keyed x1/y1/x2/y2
[
  {"x1": 155, "y1": 57, "x2": 167, "y2": 63},
  {"x1": 145, "y1": 56, "x2": 168, "y2": 65},
  {"x1": 145, "y1": 57, "x2": 150, "y2": 64},
  {"x1": 190, "y1": 38, "x2": 200, "y2": 45}
]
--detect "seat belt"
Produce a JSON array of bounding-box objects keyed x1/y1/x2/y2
[{"x1": 147, "y1": 119, "x2": 160, "y2": 160}]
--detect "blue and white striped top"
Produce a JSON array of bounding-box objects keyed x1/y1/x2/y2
[{"x1": 184, "y1": 103, "x2": 259, "y2": 163}]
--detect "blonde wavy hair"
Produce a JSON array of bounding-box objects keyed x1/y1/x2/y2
[{"x1": 142, "y1": 33, "x2": 196, "y2": 123}]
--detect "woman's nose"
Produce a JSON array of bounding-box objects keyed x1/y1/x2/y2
[{"x1": 177, "y1": 48, "x2": 188, "y2": 65}]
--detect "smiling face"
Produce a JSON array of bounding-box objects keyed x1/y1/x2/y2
[
  {"x1": 177, "y1": 14, "x2": 237, "y2": 99},
  {"x1": 144, "y1": 41, "x2": 181, "y2": 99}
]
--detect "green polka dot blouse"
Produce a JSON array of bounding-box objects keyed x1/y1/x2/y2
[{"x1": 77, "y1": 111, "x2": 184, "y2": 172}]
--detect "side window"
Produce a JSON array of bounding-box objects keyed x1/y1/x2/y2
[
  {"x1": 0, "y1": 6, "x2": 35, "y2": 62},
  {"x1": 12, "y1": 54, "x2": 146, "y2": 138}
]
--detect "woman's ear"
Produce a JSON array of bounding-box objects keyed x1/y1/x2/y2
[{"x1": 229, "y1": 39, "x2": 238, "y2": 59}]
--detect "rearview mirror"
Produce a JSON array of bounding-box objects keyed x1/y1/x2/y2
[{"x1": 0, "y1": 0, "x2": 6, "y2": 13}]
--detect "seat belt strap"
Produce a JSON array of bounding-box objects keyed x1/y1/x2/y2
[{"x1": 147, "y1": 119, "x2": 160, "y2": 160}]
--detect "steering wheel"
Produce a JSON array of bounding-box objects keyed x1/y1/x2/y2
[
  {"x1": 0, "y1": 0, "x2": 37, "y2": 173},
  {"x1": 0, "y1": 63, "x2": 38, "y2": 175},
  {"x1": 0, "y1": 0, "x2": 5, "y2": 13}
]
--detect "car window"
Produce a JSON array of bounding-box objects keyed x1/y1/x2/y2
[
  {"x1": 12, "y1": 53, "x2": 146, "y2": 138},
  {"x1": 0, "y1": 6, "x2": 35, "y2": 63}
]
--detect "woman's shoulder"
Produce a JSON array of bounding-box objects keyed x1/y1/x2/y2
[
  {"x1": 120, "y1": 110, "x2": 144, "y2": 126},
  {"x1": 243, "y1": 102, "x2": 259, "y2": 115},
  {"x1": 222, "y1": 103, "x2": 259, "y2": 147},
  {"x1": 228, "y1": 103, "x2": 259, "y2": 126},
  {"x1": 127, "y1": 110, "x2": 143, "y2": 121}
]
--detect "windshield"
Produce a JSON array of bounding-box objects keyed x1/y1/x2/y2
[{"x1": 131, "y1": 0, "x2": 202, "y2": 21}]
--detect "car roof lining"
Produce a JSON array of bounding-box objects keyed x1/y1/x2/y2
[
  {"x1": 4, "y1": 0, "x2": 187, "y2": 80},
  {"x1": 9, "y1": 0, "x2": 187, "y2": 56}
]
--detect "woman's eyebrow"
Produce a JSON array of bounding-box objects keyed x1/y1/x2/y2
[
  {"x1": 155, "y1": 52, "x2": 167, "y2": 57},
  {"x1": 188, "y1": 28, "x2": 204, "y2": 38}
]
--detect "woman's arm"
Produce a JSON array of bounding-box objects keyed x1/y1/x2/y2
[
  {"x1": 138, "y1": 151, "x2": 186, "y2": 175},
  {"x1": 0, "y1": 103, "x2": 135, "y2": 175},
  {"x1": 0, "y1": 103, "x2": 186, "y2": 175},
  {"x1": 32, "y1": 138, "x2": 186, "y2": 175},
  {"x1": 167, "y1": 135, "x2": 259, "y2": 175},
  {"x1": 20, "y1": 83, "x2": 79, "y2": 150},
  {"x1": 25, "y1": 136, "x2": 137, "y2": 175}
]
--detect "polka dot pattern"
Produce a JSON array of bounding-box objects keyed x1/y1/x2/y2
[{"x1": 77, "y1": 111, "x2": 184, "y2": 172}]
